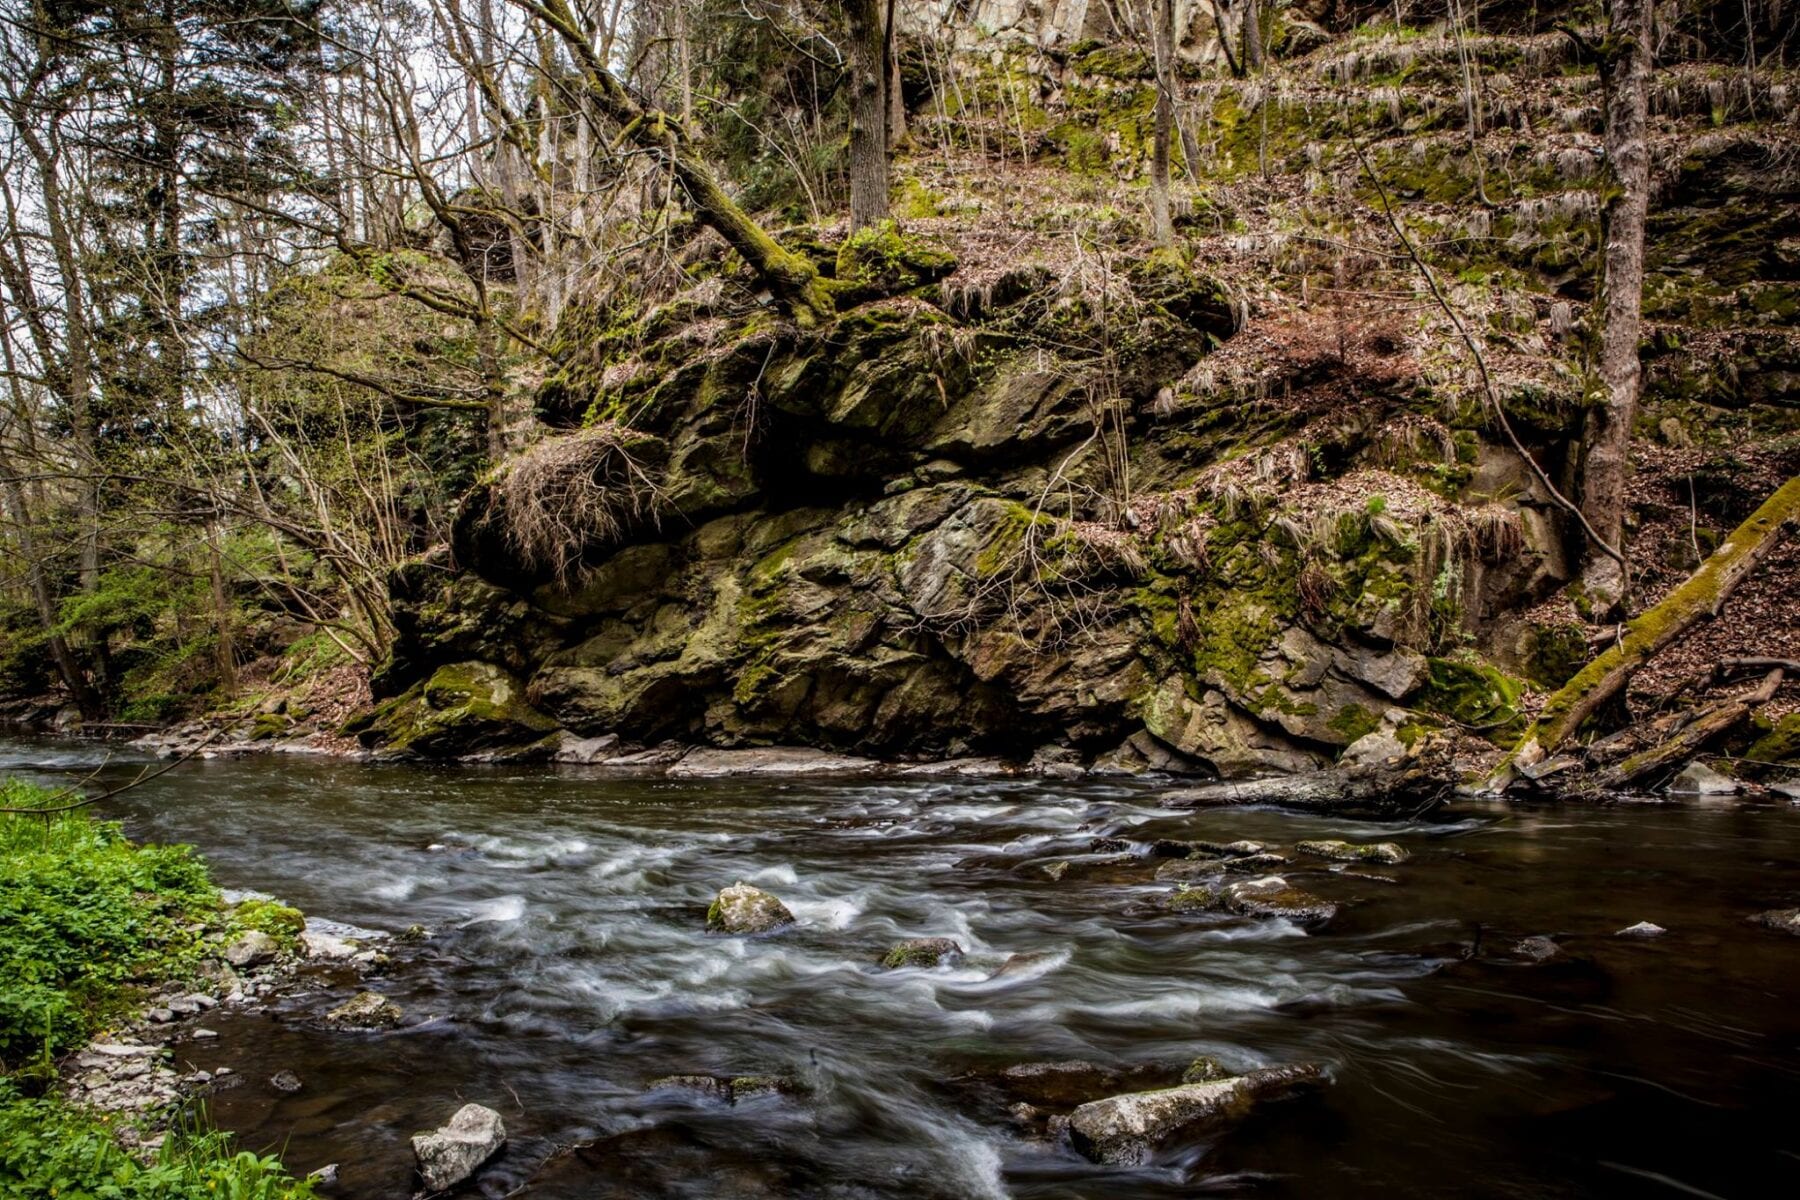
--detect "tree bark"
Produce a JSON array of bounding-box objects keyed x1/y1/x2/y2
[
  {"x1": 1243, "y1": 0, "x2": 1265, "y2": 72},
  {"x1": 845, "y1": 0, "x2": 891, "y2": 230},
  {"x1": 1594, "y1": 668, "x2": 1784, "y2": 791},
  {"x1": 1577, "y1": 0, "x2": 1653, "y2": 610},
  {"x1": 1494, "y1": 473, "x2": 1800, "y2": 788},
  {"x1": 511, "y1": 0, "x2": 834, "y2": 327},
  {"x1": 1149, "y1": 0, "x2": 1177, "y2": 246},
  {"x1": 887, "y1": 0, "x2": 909, "y2": 150}
]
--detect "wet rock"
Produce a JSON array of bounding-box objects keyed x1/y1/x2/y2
[
  {"x1": 323, "y1": 991, "x2": 404, "y2": 1029},
  {"x1": 1748, "y1": 908, "x2": 1800, "y2": 936},
  {"x1": 309, "y1": 1164, "x2": 339, "y2": 1186},
  {"x1": 1669, "y1": 761, "x2": 1739, "y2": 796},
  {"x1": 879, "y1": 937, "x2": 963, "y2": 969},
  {"x1": 669, "y1": 747, "x2": 880, "y2": 777},
  {"x1": 988, "y1": 1060, "x2": 1159, "y2": 1107},
  {"x1": 412, "y1": 1102, "x2": 506, "y2": 1192},
  {"x1": 299, "y1": 930, "x2": 359, "y2": 960},
  {"x1": 147, "y1": 1007, "x2": 175, "y2": 1024},
  {"x1": 346, "y1": 661, "x2": 557, "y2": 759},
  {"x1": 1182, "y1": 1056, "x2": 1229, "y2": 1084},
  {"x1": 727, "y1": 1075, "x2": 802, "y2": 1101},
  {"x1": 191, "y1": 1028, "x2": 218, "y2": 1040},
  {"x1": 1295, "y1": 838, "x2": 1409, "y2": 865},
  {"x1": 1514, "y1": 936, "x2": 1562, "y2": 961},
  {"x1": 706, "y1": 883, "x2": 795, "y2": 934},
  {"x1": 1193, "y1": 839, "x2": 1267, "y2": 857},
  {"x1": 1219, "y1": 852, "x2": 1291, "y2": 873},
  {"x1": 1040, "y1": 859, "x2": 1073, "y2": 881},
  {"x1": 1068, "y1": 1065, "x2": 1322, "y2": 1165},
  {"x1": 648, "y1": 1074, "x2": 732, "y2": 1101},
  {"x1": 1222, "y1": 877, "x2": 1338, "y2": 927},
  {"x1": 1616, "y1": 921, "x2": 1667, "y2": 938},
  {"x1": 269, "y1": 1070, "x2": 303, "y2": 1094},
  {"x1": 1165, "y1": 884, "x2": 1222, "y2": 913},
  {"x1": 1155, "y1": 858, "x2": 1222, "y2": 883},
  {"x1": 222, "y1": 930, "x2": 278, "y2": 968}
]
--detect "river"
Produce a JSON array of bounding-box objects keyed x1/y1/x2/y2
[{"x1": 5, "y1": 738, "x2": 1798, "y2": 1198}]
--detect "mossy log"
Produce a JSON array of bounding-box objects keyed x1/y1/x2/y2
[
  {"x1": 1493, "y1": 474, "x2": 1800, "y2": 790},
  {"x1": 1594, "y1": 667, "x2": 1785, "y2": 791}
]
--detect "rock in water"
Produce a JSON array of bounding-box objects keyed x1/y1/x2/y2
[
  {"x1": 324, "y1": 991, "x2": 404, "y2": 1029},
  {"x1": 1616, "y1": 921, "x2": 1667, "y2": 938},
  {"x1": 879, "y1": 937, "x2": 963, "y2": 969},
  {"x1": 1295, "y1": 838, "x2": 1409, "y2": 865},
  {"x1": 1223, "y1": 877, "x2": 1338, "y2": 927},
  {"x1": 412, "y1": 1103, "x2": 506, "y2": 1191},
  {"x1": 706, "y1": 883, "x2": 795, "y2": 934},
  {"x1": 1749, "y1": 908, "x2": 1800, "y2": 936},
  {"x1": 222, "y1": 930, "x2": 278, "y2": 968},
  {"x1": 1668, "y1": 761, "x2": 1739, "y2": 796},
  {"x1": 1068, "y1": 1065, "x2": 1321, "y2": 1165}
]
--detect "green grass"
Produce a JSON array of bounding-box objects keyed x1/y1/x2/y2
[
  {"x1": 0, "y1": 1083, "x2": 315, "y2": 1200},
  {"x1": 0, "y1": 780, "x2": 219, "y2": 1070}
]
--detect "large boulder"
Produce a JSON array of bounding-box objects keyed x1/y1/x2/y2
[
  {"x1": 345, "y1": 661, "x2": 557, "y2": 758},
  {"x1": 1068, "y1": 1065, "x2": 1321, "y2": 1165},
  {"x1": 323, "y1": 992, "x2": 404, "y2": 1030},
  {"x1": 412, "y1": 1103, "x2": 506, "y2": 1191},
  {"x1": 706, "y1": 883, "x2": 796, "y2": 935},
  {"x1": 1222, "y1": 877, "x2": 1338, "y2": 927}
]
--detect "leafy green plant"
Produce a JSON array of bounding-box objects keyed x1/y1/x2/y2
[
  {"x1": 0, "y1": 1083, "x2": 315, "y2": 1199},
  {"x1": 0, "y1": 781, "x2": 218, "y2": 1068}
]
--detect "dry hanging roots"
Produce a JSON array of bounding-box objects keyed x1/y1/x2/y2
[{"x1": 491, "y1": 422, "x2": 664, "y2": 585}]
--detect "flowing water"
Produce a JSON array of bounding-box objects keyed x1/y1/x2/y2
[{"x1": 6, "y1": 737, "x2": 1800, "y2": 1199}]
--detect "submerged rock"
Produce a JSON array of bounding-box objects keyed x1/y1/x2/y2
[
  {"x1": 706, "y1": 883, "x2": 795, "y2": 934},
  {"x1": 988, "y1": 1060, "x2": 1149, "y2": 1107},
  {"x1": 1295, "y1": 838, "x2": 1409, "y2": 865},
  {"x1": 1068, "y1": 1064, "x2": 1322, "y2": 1165},
  {"x1": 1514, "y1": 935, "x2": 1562, "y2": 961},
  {"x1": 1749, "y1": 908, "x2": 1800, "y2": 936},
  {"x1": 648, "y1": 1074, "x2": 732, "y2": 1101},
  {"x1": 269, "y1": 1070, "x2": 303, "y2": 1094},
  {"x1": 1222, "y1": 877, "x2": 1338, "y2": 927},
  {"x1": 412, "y1": 1102, "x2": 506, "y2": 1191},
  {"x1": 879, "y1": 937, "x2": 963, "y2": 969},
  {"x1": 1165, "y1": 885, "x2": 1222, "y2": 913},
  {"x1": 323, "y1": 991, "x2": 404, "y2": 1029}
]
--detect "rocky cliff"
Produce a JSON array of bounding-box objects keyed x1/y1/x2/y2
[{"x1": 355, "y1": 12, "x2": 1800, "y2": 776}]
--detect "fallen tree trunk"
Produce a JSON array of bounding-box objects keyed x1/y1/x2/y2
[
  {"x1": 1491, "y1": 474, "x2": 1800, "y2": 790},
  {"x1": 1594, "y1": 667, "x2": 1785, "y2": 792}
]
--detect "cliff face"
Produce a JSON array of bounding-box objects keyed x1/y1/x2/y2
[{"x1": 358, "y1": 16, "x2": 1800, "y2": 773}]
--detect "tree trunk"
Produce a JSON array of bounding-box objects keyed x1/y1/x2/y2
[
  {"x1": 513, "y1": 0, "x2": 834, "y2": 326},
  {"x1": 1494, "y1": 473, "x2": 1800, "y2": 789},
  {"x1": 1243, "y1": 0, "x2": 1265, "y2": 72},
  {"x1": 1577, "y1": 0, "x2": 1653, "y2": 611},
  {"x1": 845, "y1": 0, "x2": 891, "y2": 230},
  {"x1": 1149, "y1": 0, "x2": 1177, "y2": 246},
  {"x1": 887, "y1": 0, "x2": 910, "y2": 150}
]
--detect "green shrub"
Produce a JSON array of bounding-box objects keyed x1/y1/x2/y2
[
  {"x1": 0, "y1": 781, "x2": 218, "y2": 1069},
  {"x1": 0, "y1": 1083, "x2": 315, "y2": 1200}
]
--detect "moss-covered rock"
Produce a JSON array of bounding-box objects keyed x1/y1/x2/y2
[{"x1": 347, "y1": 661, "x2": 557, "y2": 758}]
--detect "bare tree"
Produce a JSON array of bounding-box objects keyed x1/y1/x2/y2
[
  {"x1": 1149, "y1": 0, "x2": 1177, "y2": 246},
  {"x1": 1577, "y1": 0, "x2": 1653, "y2": 611}
]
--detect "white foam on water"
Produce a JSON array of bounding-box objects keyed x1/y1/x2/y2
[
  {"x1": 787, "y1": 892, "x2": 866, "y2": 930},
  {"x1": 372, "y1": 877, "x2": 418, "y2": 901},
  {"x1": 745, "y1": 863, "x2": 799, "y2": 886},
  {"x1": 459, "y1": 894, "x2": 526, "y2": 926}
]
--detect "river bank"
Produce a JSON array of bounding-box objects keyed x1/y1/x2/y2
[
  {"x1": 6, "y1": 735, "x2": 1796, "y2": 1198},
  {"x1": 0, "y1": 773, "x2": 421, "y2": 1197}
]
